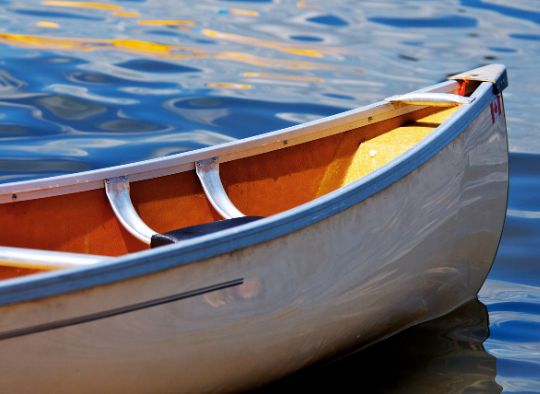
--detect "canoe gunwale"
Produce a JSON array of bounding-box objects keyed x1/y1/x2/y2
[
  {"x1": 0, "y1": 80, "x2": 460, "y2": 204},
  {"x1": 0, "y1": 81, "x2": 500, "y2": 306}
]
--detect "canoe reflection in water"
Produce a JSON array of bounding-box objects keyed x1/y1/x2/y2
[{"x1": 260, "y1": 299, "x2": 501, "y2": 393}]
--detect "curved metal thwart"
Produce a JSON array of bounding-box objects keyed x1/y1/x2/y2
[
  {"x1": 105, "y1": 177, "x2": 157, "y2": 244},
  {"x1": 195, "y1": 158, "x2": 244, "y2": 219},
  {"x1": 386, "y1": 92, "x2": 474, "y2": 107}
]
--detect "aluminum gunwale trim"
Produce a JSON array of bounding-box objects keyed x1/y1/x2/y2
[
  {"x1": 0, "y1": 80, "x2": 460, "y2": 204},
  {"x1": 0, "y1": 82, "x2": 497, "y2": 306}
]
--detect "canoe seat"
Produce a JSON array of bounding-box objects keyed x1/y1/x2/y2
[{"x1": 150, "y1": 216, "x2": 264, "y2": 248}]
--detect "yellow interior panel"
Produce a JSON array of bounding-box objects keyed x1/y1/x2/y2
[{"x1": 342, "y1": 106, "x2": 458, "y2": 185}]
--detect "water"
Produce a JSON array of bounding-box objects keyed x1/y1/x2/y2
[{"x1": 0, "y1": 0, "x2": 539, "y2": 391}]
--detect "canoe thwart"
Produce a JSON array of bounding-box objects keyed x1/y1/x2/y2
[
  {"x1": 0, "y1": 246, "x2": 109, "y2": 270},
  {"x1": 195, "y1": 158, "x2": 245, "y2": 219},
  {"x1": 105, "y1": 177, "x2": 157, "y2": 245},
  {"x1": 150, "y1": 216, "x2": 263, "y2": 248},
  {"x1": 385, "y1": 92, "x2": 474, "y2": 107},
  {"x1": 449, "y1": 64, "x2": 508, "y2": 94}
]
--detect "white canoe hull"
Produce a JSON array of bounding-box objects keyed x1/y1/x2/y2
[{"x1": 0, "y1": 90, "x2": 508, "y2": 392}]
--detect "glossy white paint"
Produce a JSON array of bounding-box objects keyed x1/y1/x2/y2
[{"x1": 0, "y1": 95, "x2": 508, "y2": 392}]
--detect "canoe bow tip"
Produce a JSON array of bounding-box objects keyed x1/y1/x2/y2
[{"x1": 449, "y1": 64, "x2": 508, "y2": 94}]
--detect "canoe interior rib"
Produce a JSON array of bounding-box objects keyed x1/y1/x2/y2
[{"x1": 0, "y1": 105, "x2": 457, "y2": 276}]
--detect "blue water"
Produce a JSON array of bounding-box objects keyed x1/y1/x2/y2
[{"x1": 0, "y1": 0, "x2": 539, "y2": 391}]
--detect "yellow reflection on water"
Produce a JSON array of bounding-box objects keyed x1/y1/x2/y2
[
  {"x1": 0, "y1": 32, "x2": 206, "y2": 59},
  {"x1": 0, "y1": 33, "x2": 100, "y2": 51},
  {"x1": 230, "y1": 9, "x2": 259, "y2": 17},
  {"x1": 113, "y1": 11, "x2": 140, "y2": 18},
  {"x1": 43, "y1": 1, "x2": 123, "y2": 11},
  {"x1": 202, "y1": 29, "x2": 323, "y2": 58},
  {"x1": 206, "y1": 82, "x2": 252, "y2": 90},
  {"x1": 216, "y1": 52, "x2": 332, "y2": 70},
  {"x1": 36, "y1": 21, "x2": 60, "y2": 29},
  {"x1": 112, "y1": 38, "x2": 174, "y2": 54}
]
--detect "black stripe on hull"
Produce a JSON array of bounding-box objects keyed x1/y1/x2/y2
[{"x1": 0, "y1": 278, "x2": 243, "y2": 341}]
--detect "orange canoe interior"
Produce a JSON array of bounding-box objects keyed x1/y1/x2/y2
[{"x1": 0, "y1": 105, "x2": 458, "y2": 278}]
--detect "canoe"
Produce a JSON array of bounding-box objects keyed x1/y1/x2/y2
[{"x1": 0, "y1": 64, "x2": 508, "y2": 393}]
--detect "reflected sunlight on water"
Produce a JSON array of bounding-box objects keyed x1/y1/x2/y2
[{"x1": 0, "y1": 0, "x2": 540, "y2": 392}]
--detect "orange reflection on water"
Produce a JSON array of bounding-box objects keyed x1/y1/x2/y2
[
  {"x1": 112, "y1": 11, "x2": 140, "y2": 18},
  {"x1": 137, "y1": 20, "x2": 196, "y2": 27},
  {"x1": 0, "y1": 32, "x2": 206, "y2": 59},
  {"x1": 216, "y1": 51, "x2": 332, "y2": 71},
  {"x1": 0, "y1": 32, "x2": 101, "y2": 51},
  {"x1": 243, "y1": 72, "x2": 323, "y2": 83},
  {"x1": 202, "y1": 29, "x2": 323, "y2": 58},
  {"x1": 230, "y1": 9, "x2": 259, "y2": 17},
  {"x1": 206, "y1": 82, "x2": 252, "y2": 90},
  {"x1": 36, "y1": 21, "x2": 60, "y2": 29}
]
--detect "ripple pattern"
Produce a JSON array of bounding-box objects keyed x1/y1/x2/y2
[{"x1": 0, "y1": 0, "x2": 540, "y2": 392}]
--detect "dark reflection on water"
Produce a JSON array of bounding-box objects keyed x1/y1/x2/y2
[
  {"x1": 487, "y1": 153, "x2": 540, "y2": 287},
  {"x1": 307, "y1": 14, "x2": 349, "y2": 27},
  {"x1": 116, "y1": 58, "x2": 202, "y2": 73},
  {"x1": 258, "y1": 300, "x2": 501, "y2": 393},
  {"x1": 368, "y1": 15, "x2": 478, "y2": 29},
  {"x1": 460, "y1": 0, "x2": 540, "y2": 25},
  {"x1": 13, "y1": 8, "x2": 104, "y2": 20}
]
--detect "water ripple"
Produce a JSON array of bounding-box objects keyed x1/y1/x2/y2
[
  {"x1": 368, "y1": 15, "x2": 478, "y2": 29},
  {"x1": 0, "y1": 0, "x2": 539, "y2": 391},
  {"x1": 12, "y1": 8, "x2": 104, "y2": 21},
  {"x1": 461, "y1": 0, "x2": 540, "y2": 25},
  {"x1": 116, "y1": 58, "x2": 202, "y2": 73}
]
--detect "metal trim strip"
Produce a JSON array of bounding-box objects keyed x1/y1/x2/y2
[{"x1": 0, "y1": 81, "x2": 459, "y2": 204}]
